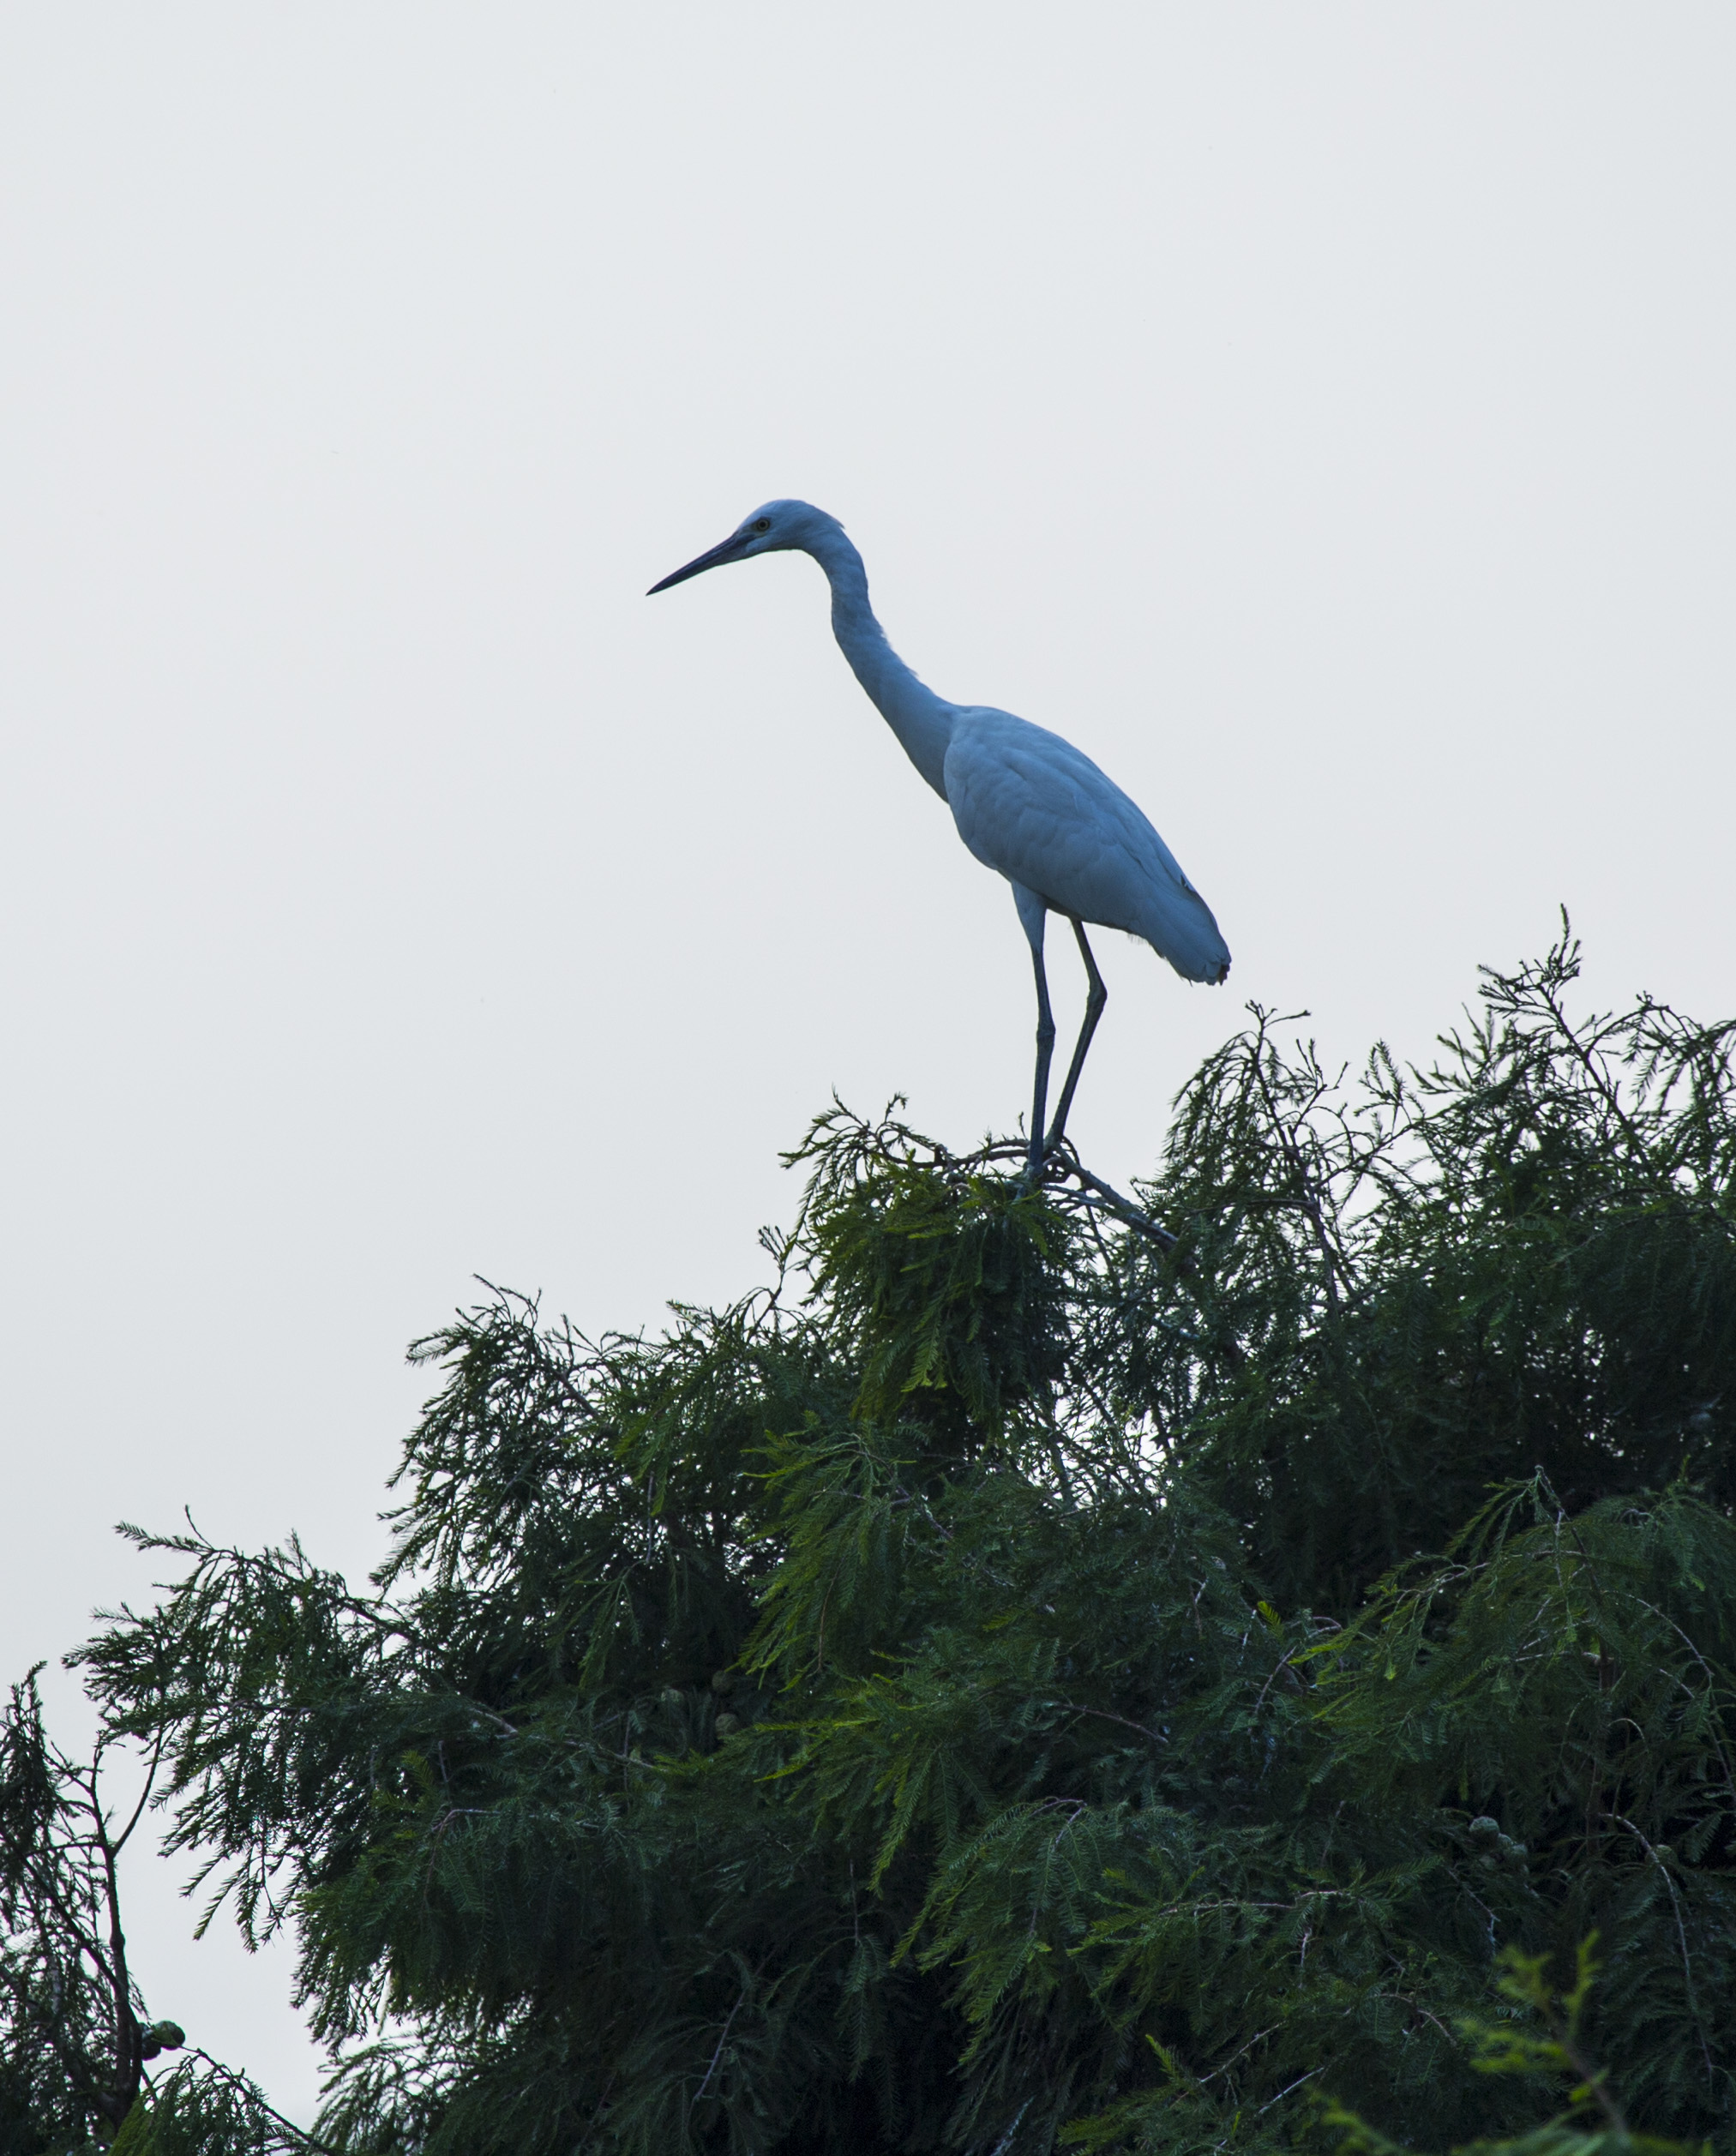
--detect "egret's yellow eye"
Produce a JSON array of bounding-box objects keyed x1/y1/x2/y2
[{"x1": 753, "y1": 518, "x2": 772, "y2": 533}]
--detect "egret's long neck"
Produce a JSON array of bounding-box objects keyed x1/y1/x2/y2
[{"x1": 804, "y1": 527, "x2": 954, "y2": 799}]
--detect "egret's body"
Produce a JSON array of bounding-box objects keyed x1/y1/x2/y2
[{"x1": 651, "y1": 501, "x2": 1229, "y2": 1170}]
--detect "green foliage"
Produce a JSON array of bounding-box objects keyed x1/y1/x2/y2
[
  {"x1": 0, "y1": 1673, "x2": 302, "y2": 2153},
  {"x1": 20, "y1": 929, "x2": 1736, "y2": 2151},
  {"x1": 107, "y1": 2056, "x2": 311, "y2": 2156},
  {"x1": 1321, "y1": 1938, "x2": 1711, "y2": 2156},
  {"x1": 787, "y1": 1102, "x2": 1072, "y2": 1446},
  {"x1": 0, "y1": 1668, "x2": 162, "y2": 2149}
]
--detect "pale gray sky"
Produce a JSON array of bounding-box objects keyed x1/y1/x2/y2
[{"x1": 3, "y1": 4, "x2": 1732, "y2": 2122}]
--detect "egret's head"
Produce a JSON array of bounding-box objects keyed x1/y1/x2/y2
[{"x1": 647, "y1": 499, "x2": 843, "y2": 594}]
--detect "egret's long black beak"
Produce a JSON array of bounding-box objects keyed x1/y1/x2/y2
[{"x1": 646, "y1": 531, "x2": 751, "y2": 596}]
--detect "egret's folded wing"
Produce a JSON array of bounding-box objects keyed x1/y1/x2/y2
[{"x1": 944, "y1": 711, "x2": 1229, "y2": 983}]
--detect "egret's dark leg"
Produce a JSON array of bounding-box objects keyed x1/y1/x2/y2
[
  {"x1": 1043, "y1": 918, "x2": 1108, "y2": 1156},
  {"x1": 1009, "y1": 884, "x2": 1056, "y2": 1177},
  {"x1": 1027, "y1": 941, "x2": 1057, "y2": 1177}
]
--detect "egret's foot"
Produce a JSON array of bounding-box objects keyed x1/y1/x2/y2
[{"x1": 1016, "y1": 1137, "x2": 1046, "y2": 1186}]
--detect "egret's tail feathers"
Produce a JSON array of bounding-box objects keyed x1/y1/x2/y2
[
  {"x1": 1139, "y1": 894, "x2": 1232, "y2": 986},
  {"x1": 1164, "y1": 946, "x2": 1231, "y2": 986}
]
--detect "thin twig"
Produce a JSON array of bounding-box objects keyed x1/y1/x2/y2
[
  {"x1": 694, "y1": 1985, "x2": 748, "y2": 2105},
  {"x1": 1613, "y1": 1814, "x2": 1713, "y2": 2080},
  {"x1": 1254, "y1": 2066, "x2": 1322, "y2": 2115},
  {"x1": 183, "y1": 2048, "x2": 350, "y2": 2154},
  {"x1": 1054, "y1": 1702, "x2": 1168, "y2": 1749}
]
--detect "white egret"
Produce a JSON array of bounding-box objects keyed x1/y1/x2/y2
[{"x1": 650, "y1": 501, "x2": 1230, "y2": 1174}]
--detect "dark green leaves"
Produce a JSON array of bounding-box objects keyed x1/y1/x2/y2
[{"x1": 15, "y1": 936, "x2": 1736, "y2": 2153}]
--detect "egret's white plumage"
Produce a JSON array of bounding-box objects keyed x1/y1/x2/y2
[
  {"x1": 944, "y1": 711, "x2": 1229, "y2": 986},
  {"x1": 650, "y1": 499, "x2": 1230, "y2": 1169}
]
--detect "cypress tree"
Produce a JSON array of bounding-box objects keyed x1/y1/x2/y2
[{"x1": 9, "y1": 928, "x2": 1734, "y2": 2151}]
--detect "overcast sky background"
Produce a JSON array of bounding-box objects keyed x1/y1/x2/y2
[{"x1": 3, "y1": 3, "x2": 1732, "y2": 2123}]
